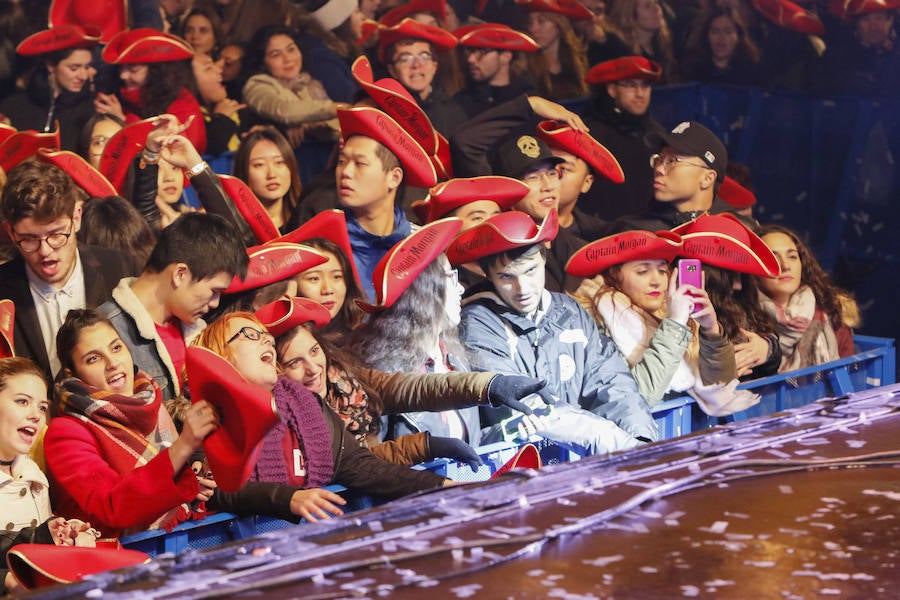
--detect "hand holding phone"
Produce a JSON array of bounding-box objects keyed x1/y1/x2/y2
[{"x1": 677, "y1": 259, "x2": 703, "y2": 312}]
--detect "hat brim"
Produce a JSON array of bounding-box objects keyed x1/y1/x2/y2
[
  {"x1": 37, "y1": 149, "x2": 117, "y2": 198},
  {"x1": 380, "y1": 0, "x2": 448, "y2": 27},
  {"x1": 225, "y1": 243, "x2": 329, "y2": 294},
  {"x1": 672, "y1": 213, "x2": 780, "y2": 277},
  {"x1": 50, "y1": 0, "x2": 127, "y2": 44},
  {"x1": 16, "y1": 25, "x2": 101, "y2": 56},
  {"x1": 446, "y1": 209, "x2": 559, "y2": 266},
  {"x1": 102, "y1": 28, "x2": 195, "y2": 64},
  {"x1": 752, "y1": 0, "x2": 826, "y2": 34},
  {"x1": 455, "y1": 24, "x2": 541, "y2": 52},
  {"x1": 255, "y1": 296, "x2": 332, "y2": 338},
  {"x1": 537, "y1": 120, "x2": 625, "y2": 184},
  {"x1": 585, "y1": 56, "x2": 662, "y2": 85},
  {"x1": 7, "y1": 545, "x2": 149, "y2": 589},
  {"x1": 375, "y1": 18, "x2": 458, "y2": 63},
  {"x1": 491, "y1": 443, "x2": 541, "y2": 478},
  {"x1": 514, "y1": 0, "x2": 594, "y2": 20},
  {"x1": 99, "y1": 118, "x2": 156, "y2": 195},
  {"x1": 218, "y1": 174, "x2": 280, "y2": 244},
  {"x1": 185, "y1": 347, "x2": 280, "y2": 493},
  {"x1": 416, "y1": 175, "x2": 530, "y2": 223},
  {"x1": 0, "y1": 127, "x2": 60, "y2": 173},
  {"x1": 566, "y1": 230, "x2": 682, "y2": 278},
  {"x1": 356, "y1": 217, "x2": 463, "y2": 312}
]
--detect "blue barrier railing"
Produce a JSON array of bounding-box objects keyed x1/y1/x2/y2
[{"x1": 121, "y1": 335, "x2": 894, "y2": 556}]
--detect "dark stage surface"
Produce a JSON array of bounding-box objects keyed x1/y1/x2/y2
[{"x1": 28, "y1": 385, "x2": 900, "y2": 599}]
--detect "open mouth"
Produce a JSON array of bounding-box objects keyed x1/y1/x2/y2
[
  {"x1": 107, "y1": 372, "x2": 127, "y2": 389},
  {"x1": 260, "y1": 350, "x2": 276, "y2": 364},
  {"x1": 18, "y1": 426, "x2": 37, "y2": 445}
]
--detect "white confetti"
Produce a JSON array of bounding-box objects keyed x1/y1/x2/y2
[
  {"x1": 583, "y1": 555, "x2": 624, "y2": 567},
  {"x1": 780, "y1": 485, "x2": 794, "y2": 494}
]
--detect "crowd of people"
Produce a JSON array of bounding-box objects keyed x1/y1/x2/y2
[{"x1": 0, "y1": 0, "x2": 880, "y2": 593}]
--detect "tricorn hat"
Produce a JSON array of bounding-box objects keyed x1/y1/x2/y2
[
  {"x1": 36, "y1": 149, "x2": 117, "y2": 199},
  {"x1": 752, "y1": 0, "x2": 826, "y2": 34},
  {"x1": 537, "y1": 120, "x2": 625, "y2": 183},
  {"x1": 184, "y1": 346, "x2": 281, "y2": 492},
  {"x1": 375, "y1": 18, "x2": 458, "y2": 64},
  {"x1": 218, "y1": 174, "x2": 280, "y2": 244},
  {"x1": 255, "y1": 296, "x2": 332, "y2": 338},
  {"x1": 585, "y1": 56, "x2": 662, "y2": 85},
  {"x1": 454, "y1": 23, "x2": 540, "y2": 52},
  {"x1": 16, "y1": 25, "x2": 101, "y2": 56},
  {"x1": 98, "y1": 117, "x2": 156, "y2": 195},
  {"x1": 49, "y1": 0, "x2": 127, "y2": 44},
  {"x1": 491, "y1": 443, "x2": 542, "y2": 478},
  {"x1": 514, "y1": 0, "x2": 593, "y2": 20},
  {"x1": 225, "y1": 243, "x2": 329, "y2": 294},
  {"x1": 566, "y1": 230, "x2": 683, "y2": 277},
  {"x1": 718, "y1": 176, "x2": 757, "y2": 208},
  {"x1": 412, "y1": 176, "x2": 530, "y2": 224},
  {"x1": 380, "y1": 0, "x2": 449, "y2": 26},
  {"x1": 672, "y1": 213, "x2": 780, "y2": 277},
  {"x1": 102, "y1": 28, "x2": 195, "y2": 64},
  {"x1": 357, "y1": 217, "x2": 463, "y2": 312},
  {"x1": 7, "y1": 545, "x2": 149, "y2": 590},
  {"x1": 0, "y1": 127, "x2": 60, "y2": 173},
  {"x1": 275, "y1": 209, "x2": 361, "y2": 289},
  {"x1": 446, "y1": 209, "x2": 559, "y2": 266}
]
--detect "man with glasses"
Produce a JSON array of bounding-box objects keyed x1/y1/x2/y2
[
  {"x1": 614, "y1": 120, "x2": 755, "y2": 232},
  {"x1": 379, "y1": 19, "x2": 467, "y2": 136},
  {"x1": 580, "y1": 56, "x2": 666, "y2": 222},
  {"x1": 0, "y1": 161, "x2": 140, "y2": 379},
  {"x1": 453, "y1": 22, "x2": 539, "y2": 117},
  {"x1": 98, "y1": 213, "x2": 249, "y2": 401}
]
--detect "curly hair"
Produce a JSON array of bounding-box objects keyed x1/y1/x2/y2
[
  {"x1": 128, "y1": 61, "x2": 194, "y2": 119},
  {"x1": 349, "y1": 258, "x2": 463, "y2": 372},
  {"x1": 704, "y1": 265, "x2": 776, "y2": 340},
  {"x1": 525, "y1": 12, "x2": 589, "y2": 100},
  {"x1": 757, "y1": 225, "x2": 846, "y2": 330}
]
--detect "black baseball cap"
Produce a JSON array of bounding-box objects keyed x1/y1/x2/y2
[
  {"x1": 646, "y1": 121, "x2": 727, "y2": 182},
  {"x1": 489, "y1": 132, "x2": 565, "y2": 180}
]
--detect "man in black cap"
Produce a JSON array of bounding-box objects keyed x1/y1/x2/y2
[{"x1": 613, "y1": 120, "x2": 755, "y2": 231}]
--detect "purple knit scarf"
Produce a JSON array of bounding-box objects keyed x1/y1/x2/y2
[{"x1": 251, "y1": 377, "x2": 334, "y2": 488}]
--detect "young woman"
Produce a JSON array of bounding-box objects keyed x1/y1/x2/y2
[
  {"x1": 293, "y1": 238, "x2": 366, "y2": 345},
  {"x1": 0, "y1": 357, "x2": 95, "y2": 595},
  {"x1": 179, "y1": 7, "x2": 224, "y2": 57},
  {"x1": 608, "y1": 0, "x2": 679, "y2": 83},
  {"x1": 757, "y1": 225, "x2": 857, "y2": 371},
  {"x1": 297, "y1": 0, "x2": 367, "y2": 103},
  {"x1": 683, "y1": 6, "x2": 761, "y2": 85},
  {"x1": 524, "y1": 9, "x2": 590, "y2": 101},
  {"x1": 192, "y1": 312, "x2": 452, "y2": 521},
  {"x1": 79, "y1": 113, "x2": 125, "y2": 170},
  {"x1": 569, "y1": 230, "x2": 757, "y2": 416},
  {"x1": 45, "y1": 309, "x2": 221, "y2": 537},
  {"x1": 241, "y1": 25, "x2": 344, "y2": 147},
  {"x1": 262, "y1": 297, "x2": 537, "y2": 468},
  {"x1": 232, "y1": 127, "x2": 304, "y2": 233},
  {"x1": 190, "y1": 52, "x2": 246, "y2": 156}
]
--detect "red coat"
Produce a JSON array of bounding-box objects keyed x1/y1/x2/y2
[
  {"x1": 122, "y1": 86, "x2": 207, "y2": 154},
  {"x1": 44, "y1": 416, "x2": 199, "y2": 537}
]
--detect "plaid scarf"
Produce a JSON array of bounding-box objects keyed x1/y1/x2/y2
[{"x1": 55, "y1": 372, "x2": 190, "y2": 530}]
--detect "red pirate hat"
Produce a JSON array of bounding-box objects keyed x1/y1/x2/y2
[
  {"x1": 98, "y1": 117, "x2": 156, "y2": 195},
  {"x1": 718, "y1": 176, "x2": 757, "y2": 208},
  {"x1": 102, "y1": 28, "x2": 195, "y2": 64},
  {"x1": 0, "y1": 299, "x2": 14, "y2": 358},
  {"x1": 454, "y1": 23, "x2": 541, "y2": 52},
  {"x1": 412, "y1": 176, "x2": 530, "y2": 223},
  {"x1": 36, "y1": 148, "x2": 117, "y2": 198},
  {"x1": 351, "y1": 56, "x2": 439, "y2": 155},
  {"x1": 672, "y1": 213, "x2": 780, "y2": 277},
  {"x1": 565, "y1": 230, "x2": 682, "y2": 277},
  {"x1": 255, "y1": 296, "x2": 332, "y2": 338},
  {"x1": 185, "y1": 347, "x2": 281, "y2": 492},
  {"x1": 49, "y1": 0, "x2": 127, "y2": 44},
  {"x1": 585, "y1": 56, "x2": 663, "y2": 85},
  {"x1": 357, "y1": 217, "x2": 463, "y2": 313},
  {"x1": 7, "y1": 545, "x2": 149, "y2": 590},
  {"x1": 537, "y1": 120, "x2": 625, "y2": 183},
  {"x1": 16, "y1": 25, "x2": 101, "y2": 56},
  {"x1": 376, "y1": 18, "x2": 458, "y2": 64},
  {"x1": 446, "y1": 209, "x2": 559, "y2": 266},
  {"x1": 0, "y1": 127, "x2": 60, "y2": 173},
  {"x1": 491, "y1": 443, "x2": 541, "y2": 478},
  {"x1": 218, "y1": 174, "x2": 280, "y2": 243},
  {"x1": 381, "y1": 0, "x2": 448, "y2": 27},
  {"x1": 830, "y1": 0, "x2": 900, "y2": 17},
  {"x1": 752, "y1": 0, "x2": 825, "y2": 34},
  {"x1": 514, "y1": 0, "x2": 593, "y2": 20},
  {"x1": 225, "y1": 243, "x2": 329, "y2": 294},
  {"x1": 275, "y1": 209, "x2": 362, "y2": 288},
  {"x1": 338, "y1": 106, "x2": 438, "y2": 188},
  {"x1": 0, "y1": 123, "x2": 15, "y2": 146}
]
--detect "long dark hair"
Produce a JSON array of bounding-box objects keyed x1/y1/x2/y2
[
  {"x1": 690, "y1": 6, "x2": 759, "y2": 66},
  {"x1": 232, "y1": 127, "x2": 303, "y2": 224},
  {"x1": 704, "y1": 265, "x2": 776, "y2": 340},
  {"x1": 757, "y1": 224, "x2": 846, "y2": 329},
  {"x1": 125, "y1": 60, "x2": 194, "y2": 119},
  {"x1": 299, "y1": 238, "x2": 366, "y2": 341},
  {"x1": 349, "y1": 258, "x2": 463, "y2": 372}
]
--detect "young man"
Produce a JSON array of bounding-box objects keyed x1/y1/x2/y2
[
  {"x1": 98, "y1": 213, "x2": 249, "y2": 401},
  {"x1": 449, "y1": 210, "x2": 658, "y2": 453},
  {"x1": 0, "y1": 161, "x2": 140, "y2": 378},
  {"x1": 335, "y1": 105, "x2": 437, "y2": 300},
  {"x1": 379, "y1": 18, "x2": 467, "y2": 136},
  {"x1": 580, "y1": 56, "x2": 667, "y2": 222},
  {"x1": 615, "y1": 120, "x2": 752, "y2": 231},
  {"x1": 453, "y1": 22, "x2": 538, "y2": 117}
]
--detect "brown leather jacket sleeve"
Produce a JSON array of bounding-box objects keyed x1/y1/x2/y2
[
  {"x1": 358, "y1": 369, "x2": 495, "y2": 414},
  {"x1": 369, "y1": 432, "x2": 430, "y2": 466}
]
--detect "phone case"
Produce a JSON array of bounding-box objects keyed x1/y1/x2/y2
[{"x1": 677, "y1": 259, "x2": 703, "y2": 289}]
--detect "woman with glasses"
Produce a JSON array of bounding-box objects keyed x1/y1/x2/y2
[
  {"x1": 242, "y1": 25, "x2": 346, "y2": 148},
  {"x1": 192, "y1": 311, "x2": 453, "y2": 521}
]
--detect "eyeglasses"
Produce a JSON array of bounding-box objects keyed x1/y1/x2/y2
[
  {"x1": 649, "y1": 153, "x2": 710, "y2": 173},
  {"x1": 12, "y1": 221, "x2": 74, "y2": 254},
  {"x1": 393, "y1": 51, "x2": 435, "y2": 67},
  {"x1": 226, "y1": 326, "x2": 274, "y2": 346},
  {"x1": 615, "y1": 80, "x2": 652, "y2": 90},
  {"x1": 522, "y1": 168, "x2": 561, "y2": 186},
  {"x1": 462, "y1": 47, "x2": 498, "y2": 60}
]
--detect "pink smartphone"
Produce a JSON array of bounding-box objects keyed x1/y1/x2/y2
[{"x1": 677, "y1": 259, "x2": 703, "y2": 290}]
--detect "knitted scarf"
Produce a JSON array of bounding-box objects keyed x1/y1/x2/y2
[
  {"x1": 251, "y1": 377, "x2": 334, "y2": 488},
  {"x1": 55, "y1": 372, "x2": 189, "y2": 530},
  {"x1": 758, "y1": 285, "x2": 839, "y2": 372}
]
